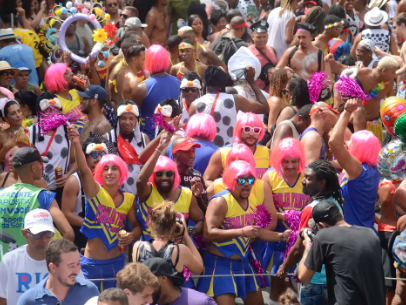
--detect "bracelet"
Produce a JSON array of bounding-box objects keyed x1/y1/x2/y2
[
  {"x1": 155, "y1": 148, "x2": 162, "y2": 154},
  {"x1": 241, "y1": 228, "x2": 246, "y2": 237}
]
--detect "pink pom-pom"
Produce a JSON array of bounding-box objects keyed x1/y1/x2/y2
[
  {"x1": 283, "y1": 209, "x2": 301, "y2": 260},
  {"x1": 335, "y1": 75, "x2": 371, "y2": 102},
  {"x1": 90, "y1": 14, "x2": 96, "y2": 20},
  {"x1": 183, "y1": 267, "x2": 192, "y2": 281},
  {"x1": 193, "y1": 235, "x2": 206, "y2": 251},
  {"x1": 82, "y1": 8, "x2": 89, "y2": 14},
  {"x1": 250, "y1": 258, "x2": 267, "y2": 288},
  {"x1": 251, "y1": 204, "x2": 272, "y2": 229},
  {"x1": 307, "y1": 72, "x2": 330, "y2": 103},
  {"x1": 150, "y1": 110, "x2": 176, "y2": 133},
  {"x1": 37, "y1": 107, "x2": 68, "y2": 134}
]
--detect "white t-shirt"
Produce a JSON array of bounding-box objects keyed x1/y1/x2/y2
[{"x1": 0, "y1": 245, "x2": 84, "y2": 305}]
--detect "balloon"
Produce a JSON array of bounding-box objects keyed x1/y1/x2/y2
[
  {"x1": 378, "y1": 139, "x2": 406, "y2": 180},
  {"x1": 70, "y1": 7, "x2": 77, "y2": 14},
  {"x1": 98, "y1": 60, "x2": 105, "y2": 67},
  {"x1": 380, "y1": 96, "x2": 406, "y2": 136},
  {"x1": 58, "y1": 13, "x2": 102, "y2": 64},
  {"x1": 66, "y1": 1, "x2": 72, "y2": 9},
  {"x1": 61, "y1": 7, "x2": 67, "y2": 14}
]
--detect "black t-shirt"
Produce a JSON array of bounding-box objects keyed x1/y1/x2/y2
[
  {"x1": 179, "y1": 168, "x2": 208, "y2": 205},
  {"x1": 305, "y1": 226, "x2": 385, "y2": 305}
]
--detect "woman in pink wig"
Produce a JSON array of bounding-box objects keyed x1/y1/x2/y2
[
  {"x1": 131, "y1": 45, "x2": 181, "y2": 140},
  {"x1": 67, "y1": 125, "x2": 141, "y2": 292},
  {"x1": 329, "y1": 98, "x2": 381, "y2": 229}
]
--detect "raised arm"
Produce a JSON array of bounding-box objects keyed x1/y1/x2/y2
[{"x1": 329, "y1": 98, "x2": 362, "y2": 179}]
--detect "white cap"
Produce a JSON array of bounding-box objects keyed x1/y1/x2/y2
[
  {"x1": 24, "y1": 209, "x2": 55, "y2": 234},
  {"x1": 84, "y1": 296, "x2": 98, "y2": 305}
]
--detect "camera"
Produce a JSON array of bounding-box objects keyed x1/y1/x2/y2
[
  {"x1": 174, "y1": 216, "x2": 184, "y2": 234},
  {"x1": 299, "y1": 228, "x2": 316, "y2": 242}
]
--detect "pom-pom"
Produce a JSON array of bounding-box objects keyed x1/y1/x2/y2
[
  {"x1": 249, "y1": 246, "x2": 267, "y2": 288},
  {"x1": 183, "y1": 267, "x2": 192, "y2": 281},
  {"x1": 193, "y1": 235, "x2": 206, "y2": 251},
  {"x1": 307, "y1": 72, "x2": 330, "y2": 103},
  {"x1": 251, "y1": 204, "x2": 272, "y2": 229},
  {"x1": 65, "y1": 1, "x2": 72, "y2": 8},
  {"x1": 82, "y1": 8, "x2": 89, "y2": 14},
  {"x1": 37, "y1": 108, "x2": 68, "y2": 134},
  {"x1": 150, "y1": 110, "x2": 176, "y2": 132},
  {"x1": 98, "y1": 60, "x2": 105, "y2": 67},
  {"x1": 283, "y1": 209, "x2": 301, "y2": 260},
  {"x1": 335, "y1": 75, "x2": 370, "y2": 102},
  {"x1": 90, "y1": 14, "x2": 96, "y2": 20},
  {"x1": 70, "y1": 7, "x2": 77, "y2": 13},
  {"x1": 61, "y1": 7, "x2": 67, "y2": 14}
]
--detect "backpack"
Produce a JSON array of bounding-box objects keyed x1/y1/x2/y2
[{"x1": 211, "y1": 36, "x2": 245, "y2": 66}]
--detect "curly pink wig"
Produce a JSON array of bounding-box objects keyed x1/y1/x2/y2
[
  {"x1": 144, "y1": 45, "x2": 170, "y2": 74},
  {"x1": 271, "y1": 137, "x2": 305, "y2": 177},
  {"x1": 348, "y1": 130, "x2": 380, "y2": 166},
  {"x1": 225, "y1": 144, "x2": 256, "y2": 168},
  {"x1": 233, "y1": 112, "x2": 265, "y2": 143},
  {"x1": 45, "y1": 63, "x2": 69, "y2": 93},
  {"x1": 186, "y1": 113, "x2": 216, "y2": 142},
  {"x1": 94, "y1": 154, "x2": 128, "y2": 186},
  {"x1": 149, "y1": 156, "x2": 180, "y2": 191},
  {"x1": 223, "y1": 160, "x2": 257, "y2": 192}
]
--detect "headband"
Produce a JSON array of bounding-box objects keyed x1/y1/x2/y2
[
  {"x1": 117, "y1": 104, "x2": 139, "y2": 117},
  {"x1": 180, "y1": 78, "x2": 202, "y2": 89},
  {"x1": 0, "y1": 98, "x2": 19, "y2": 117},
  {"x1": 178, "y1": 42, "x2": 195, "y2": 50},
  {"x1": 39, "y1": 98, "x2": 62, "y2": 111},
  {"x1": 230, "y1": 23, "x2": 247, "y2": 29},
  {"x1": 85, "y1": 143, "x2": 108, "y2": 155},
  {"x1": 155, "y1": 105, "x2": 173, "y2": 117},
  {"x1": 325, "y1": 20, "x2": 344, "y2": 30}
]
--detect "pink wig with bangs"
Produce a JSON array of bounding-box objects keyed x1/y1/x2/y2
[
  {"x1": 225, "y1": 144, "x2": 256, "y2": 168},
  {"x1": 233, "y1": 112, "x2": 265, "y2": 143},
  {"x1": 271, "y1": 137, "x2": 305, "y2": 177},
  {"x1": 348, "y1": 130, "x2": 380, "y2": 166},
  {"x1": 186, "y1": 113, "x2": 216, "y2": 142},
  {"x1": 45, "y1": 63, "x2": 69, "y2": 93},
  {"x1": 94, "y1": 154, "x2": 128, "y2": 186},
  {"x1": 223, "y1": 160, "x2": 257, "y2": 192},
  {"x1": 149, "y1": 156, "x2": 181, "y2": 191},
  {"x1": 144, "y1": 45, "x2": 170, "y2": 74}
]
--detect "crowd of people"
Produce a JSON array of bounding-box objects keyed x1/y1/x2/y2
[{"x1": 2, "y1": 0, "x2": 406, "y2": 304}]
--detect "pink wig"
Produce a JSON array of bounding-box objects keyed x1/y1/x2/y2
[
  {"x1": 94, "y1": 154, "x2": 128, "y2": 186},
  {"x1": 186, "y1": 113, "x2": 216, "y2": 142},
  {"x1": 0, "y1": 87, "x2": 14, "y2": 100},
  {"x1": 233, "y1": 112, "x2": 265, "y2": 143},
  {"x1": 348, "y1": 130, "x2": 380, "y2": 166},
  {"x1": 271, "y1": 137, "x2": 305, "y2": 177},
  {"x1": 149, "y1": 156, "x2": 180, "y2": 191},
  {"x1": 225, "y1": 144, "x2": 256, "y2": 168},
  {"x1": 144, "y1": 45, "x2": 170, "y2": 74},
  {"x1": 44, "y1": 63, "x2": 69, "y2": 93},
  {"x1": 222, "y1": 160, "x2": 257, "y2": 192}
]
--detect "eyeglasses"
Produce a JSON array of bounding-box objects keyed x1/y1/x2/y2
[
  {"x1": 242, "y1": 126, "x2": 262, "y2": 134},
  {"x1": 237, "y1": 177, "x2": 255, "y2": 185},
  {"x1": 182, "y1": 88, "x2": 199, "y2": 93},
  {"x1": 0, "y1": 71, "x2": 16, "y2": 77},
  {"x1": 282, "y1": 89, "x2": 291, "y2": 95},
  {"x1": 91, "y1": 152, "x2": 106, "y2": 159},
  {"x1": 108, "y1": 2, "x2": 118, "y2": 7},
  {"x1": 155, "y1": 170, "x2": 175, "y2": 178},
  {"x1": 26, "y1": 229, "x2": 54, "y2": 239},
  {"x1": 120, "y1": 13, "x2": 128, "y2": 19}
]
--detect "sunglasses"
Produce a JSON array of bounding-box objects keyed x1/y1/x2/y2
[
  {"x1": 243, "y1": 126, "x2": 262, "y2": 134},
  {"x1": 155, "y1": 170, "x2": 175, "y2": 178},
  {"x1": 237, "y1": 177, "x2": 255, "y2": 185},
  {"x1": 26, "y1": 229, "x2": 54, "y2": 239},
  {"x1": 91, "y1": 152, "x2": 106, "y2": 159},
  {"x1": 120, "y1": 13, "x2": 128, "y2": 18},
  {"x1": 182, "y1": 88, "x2": 199, "y2": 93},
  {"x1": 108, "y1": 2, "x2": 118, "y2": 7},
  {"x1": 0, "y1": 71, "x2": 16, "y2": 77}
]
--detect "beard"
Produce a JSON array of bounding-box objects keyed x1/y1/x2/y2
[{"x1": 156, "y1": 182, "x2": 174, "y2": 193}]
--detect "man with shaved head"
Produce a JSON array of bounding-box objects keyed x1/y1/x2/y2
[{"x1": 172, "y1": 137, "x2": 208, "y2": 212}]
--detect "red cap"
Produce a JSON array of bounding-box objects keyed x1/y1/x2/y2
[
  {"x1": 172, "y1": 139, "x2": 201, "y2": 153},
  {"x1": 230, "y1": 21, "x2": 251, "y2": 29}
]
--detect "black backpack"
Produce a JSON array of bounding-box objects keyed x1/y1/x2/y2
[{"x1": 211, "y1": 36, "x2": 246, "y2": 66}]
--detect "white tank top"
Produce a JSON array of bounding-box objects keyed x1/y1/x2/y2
[
  {"x1": 72, "y1": 172, "x2": 86, "y2": 215},
  {"x1": 193, "y1": 92, "x2": 237, "y2": 146},
  {"x1": 271, "y1": 120, "x2": 300, "y2": 148}
]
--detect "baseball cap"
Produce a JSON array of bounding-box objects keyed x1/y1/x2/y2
[
  {"x1": 24, "y1": 209, "x2": 55, "y2": 234},
  {"x1": 143, "y1": 257, "x2": 185, "y2": 287},
  {"x1": 77, "y1": 85, "x2": 108, "y2": 103},
  {"x1": 125, "y1": 17, "x2": 147, "y2": 29},
  {"x1": 13, "y1": 147, "x2": 48, "y2": 167},
  {"x1": 172, "y1": 138, "x2": 201, "y2": 153},
  {"x1": 311, "y1": 200, "x2": 341, "y2": 224}
]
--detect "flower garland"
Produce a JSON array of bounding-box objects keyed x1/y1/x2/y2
[{"x1": 370, "y1": 81, "x2": 388, "y2": 98}]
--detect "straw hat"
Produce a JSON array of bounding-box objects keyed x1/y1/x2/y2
[{"x1": 0, "y1": 61, "x2": 18, "y2": 73}]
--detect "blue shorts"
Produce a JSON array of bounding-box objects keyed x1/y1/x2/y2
[
  {"x1": 262, "y1": 243, "x2": 296, "y2": 278},
  {"x1": 196, "y1": 252, "x2": 260, "y2": 299},
  {"x1": 81, "y1": 254, "x2": 125, "y2": 292}
]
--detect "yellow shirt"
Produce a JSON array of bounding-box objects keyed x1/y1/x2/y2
[
  {"x1": 213, "y1": 178, "x2": 265, "y2": 205},
  {"x1": 14, "y1": 28, "x2": 42, "y2": 68},
  {"x1": 56, "y1": 89, "x2": 87, "y2": 132},
  {"x1": 219, "y1": 144, "x2": 270, "y2": 179}
]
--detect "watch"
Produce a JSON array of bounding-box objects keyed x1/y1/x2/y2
[{"x1": 188, "y1": 226, "x2": 195, "y2": 237}]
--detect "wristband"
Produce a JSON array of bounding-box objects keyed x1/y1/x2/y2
[
  {"x1": 241, "y1": 228, "x2": 246, "y2": 237},
  {"x1": 155, "y1": 148, "x2": 162, "y2": 154}
]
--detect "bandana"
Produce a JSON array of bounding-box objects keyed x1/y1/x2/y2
[
  {"x1": 359, "y1": 38, "x2": 375, "y2": 51},
  {"x1": 178, "y1": 42, "x2": 195, "y2": 50}
]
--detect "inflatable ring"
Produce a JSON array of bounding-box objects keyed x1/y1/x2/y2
[{"x1": 58, "y1": 13, "x2": 102, "y2": 65}]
